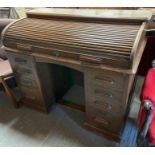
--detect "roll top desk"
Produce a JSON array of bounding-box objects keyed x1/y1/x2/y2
[{"x1": 2, "y1": 9, "x2": 155, "y2": 140}]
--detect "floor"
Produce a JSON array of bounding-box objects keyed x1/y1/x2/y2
[{"x1": 0, "y1": 76, "x2": 144, "y2": 147}]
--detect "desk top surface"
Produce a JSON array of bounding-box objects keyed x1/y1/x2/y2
[{"x1": 27, "y1": 8, "x2": 153, "y2": 22}]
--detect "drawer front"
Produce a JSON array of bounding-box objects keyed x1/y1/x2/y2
[
  {"x1": 85, "y1": 70, "x2": 125, "y2": 91},
  {"x1": 86, "y1": 106, "x2": 122, "y2": 133},
  {"x1": 14, "y1": 65, "x2": 34, "y2": 80},
  {"x1": 13, "y1": 65, "x2": 37, "y2": 89},
  {"x1": 6, "y1": 52, "x2": 38, "y2": 88},
  {"x1": 86, "y1": 83, "x2": 123, "y2": 105},
  {"x1": 6, "y1": 52, "x2": 33, "y2": 69},
  {"x1": 17, "y1": 78, "x2": 37, "y2": 88},
  {"x1": 20, "y1": 86, "x2": 44, "y2": 106},
  {"x1": 86, "y1": 96, "x2": 122, "y2": 114}
]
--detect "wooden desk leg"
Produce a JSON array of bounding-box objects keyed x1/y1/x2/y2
[{"x1": 0, "y1": 76, "x2": 18, "y2": 108}]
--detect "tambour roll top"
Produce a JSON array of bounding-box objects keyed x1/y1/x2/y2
[{"x1": 2, "y1": 9, "x2": 148, "y2": 70}]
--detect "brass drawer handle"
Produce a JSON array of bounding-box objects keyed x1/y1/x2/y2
[
  {"x1": 94, "y1": 100, "x2": 112, "y2": 110},
  {"x1": 94, "y1": 89, "x2": 113, "y2": 98},
  {"x1": 109, "y1": 105, "x2": 112, "y2": 110},
  {"x1": 94, "y1": 117, "x2": 109, "y2": 125},
  {"x1": 95, "y1": 76, "x2": 115, "y2": 85},
  {"x1": 24, "y1": 96, "x2": 36, "y2": 100}
]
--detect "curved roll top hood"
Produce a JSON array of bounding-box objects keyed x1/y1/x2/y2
[{"x1": 1, "y1": 9, "x2": 147, "y2": 70}]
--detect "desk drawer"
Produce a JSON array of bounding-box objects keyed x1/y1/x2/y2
[
  {"x1": 85, "y1": 83, "x2": 124, "y2": 121},
  {"x1": 86, "y1": 106, "x2": 122, "y2": 133},
  {"x1": 20, "y1": 86, "x2": 44, "y2": 106},
  {"x1": 86, "y1": 83, "x2": 123, "y2": 104},
  {"x1": 14, "y1": 66, "x2": 34, "y2": 79},
  {"x1": 6, "y1": 52, "x2": 37, "y2": 87},
  {"x1": 13, "y1": 54, "x2": 33, "y2": 68},
  {"x1": 17, "y1": 77, "x2": 37, "y2": 88},
  {"x1": 85, "y1": 70, "x2": 125, "y2": 91},
  {"x1": 87, "y1": 98, "x2": 122, "y2": 114},
  {"x1": 14, "y1": 67, "x2": 36, "y2": 87},
  {"x1": 6, "y1": 52, "x2": 33, "y2": 68}
]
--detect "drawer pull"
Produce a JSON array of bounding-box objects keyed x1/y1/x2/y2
[
  {"x1": 94, "y1": 89, "x2": 113, "y2": 98},
  {"x1": 110, "y1": 80, "x2": 115, "y2": 85},
  {"x1": 109, "y1": 94, "x2": 113, "y2": 98},
  {"x1": 95, "y1": 76, "x2": 115, "y2": 85},
  {"x1": 109, "y1": 105, "x2": 112, "y2": 110},
  {"x1": 94, "y1": 117, "x2": 109, "y2": 125},
  {"x1": 24, "y1": 96, "x2": 36, "y2": 100},
  {"x1": 94, "y1": 101, "x2": 112, "y2": 110}
]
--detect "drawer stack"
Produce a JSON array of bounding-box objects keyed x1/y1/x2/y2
[
  {"x1": 6, "y1": 52, "x2": 49, "y2": 112},
  {"x1": 85, "y1": 69, "x2": 128, "y2": 137}
]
